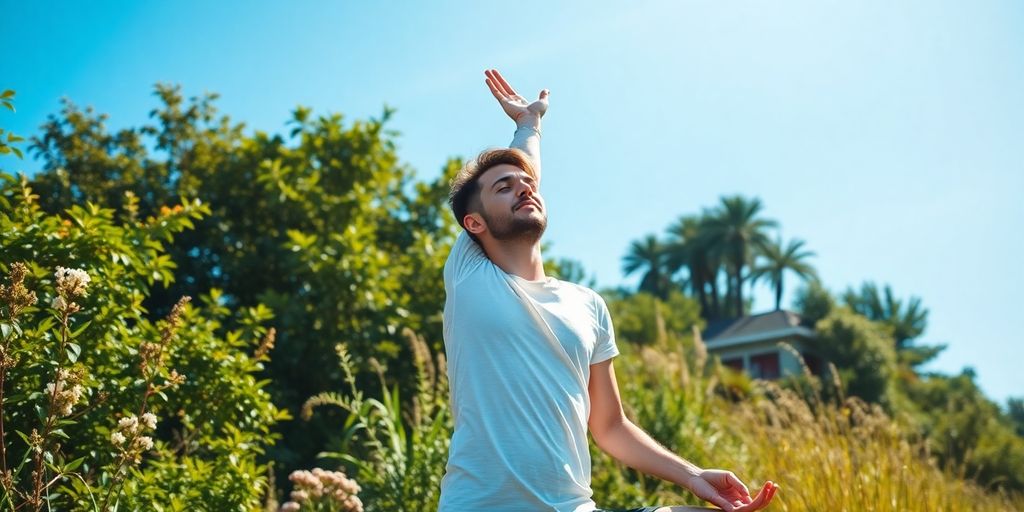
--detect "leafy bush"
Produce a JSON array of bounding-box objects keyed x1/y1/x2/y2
[
  {"x1": 0, "y1": 175, "x2": 286, "y2": 510},
  {"x1": 26, "y1": 88, "x2": 460, "y2": 473},
  {"x1": 810, "y1": 307, "x2": 897, "y2": 404},
  {"x1": 300, "y1": 328, "x2": 450, "y2": 512}
]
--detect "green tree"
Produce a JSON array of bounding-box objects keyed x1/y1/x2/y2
[
  {"x1": 25, "y1": 85, "x2": 459, "y2": 478},
  {"x1": 1009, "y1": 398, "x2": 1024, "y2": 438},
  {"x1": 700, "y1": 196, "x2": 777, "y2": 318},
  {"x1": 842, "y1": 282, "x2": 944, "y2": 366},
  {"x1": 793, "y1": 280, "x2": 835, "y2": 326},
  {"x1": 812, "y1": 307, "x2": 898, "y2": 404},
  {"x1": 622, "y1": 234, "x2": 672, "y2": 300},
  {"x1": 902, "y1": 370, "x2": 1024, "y2": 491},
  {"x1": 604, "y1": 290, "x2": 703, "y2": 346},
  {"x1": 665, "y1": 215, "x2": 723, "y2": 320},
  {"x1": 750, "y1": 236, "x2": 818, "y2": 311}
]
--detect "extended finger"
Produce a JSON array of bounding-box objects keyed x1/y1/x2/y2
[
  {"x1": 484, "y1": 78, "x2": 507, "y2": 102},
  {"x1": 538, "y1": 89, "x2": 550, "y2": 101},
  {"x1": 735, "y1": 482, "x2": 773, "y2": 511},
  {"x1": 752, "y1": 483, "x2": 778, "y2": 510},
  {"x1": 490, "y1": 69, "x2": 519, "y2": 97},
  {"x1": 485, "y1": 69, "x2": 506, "y2": 97},
  {"x1": 754, "y1": 481, "x2": 778, "y2": 509}
]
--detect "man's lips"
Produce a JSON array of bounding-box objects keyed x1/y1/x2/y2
[{"x1": 514, "y1": 200, "x2": 540, "y2": 212}]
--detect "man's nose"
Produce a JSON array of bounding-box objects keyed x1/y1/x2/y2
[{"x1": 516, "y1": 181, "x2": 535, "y2": 197}]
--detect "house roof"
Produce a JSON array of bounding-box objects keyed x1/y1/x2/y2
[{"x1": 702, "y1": 310, "x2": 815, "y2": 350}]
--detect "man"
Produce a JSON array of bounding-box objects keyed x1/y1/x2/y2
[{"x1": 439, "y1": 69, "x2": 779, "y2": 512}]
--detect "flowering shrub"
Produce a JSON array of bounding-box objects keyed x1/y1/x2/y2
[
  {"x1": 0, "y1": 174, "x2": 287, "y2": 510},
  {"x1": 279, "y1": 468, "x2": 363, "y2": 512}
]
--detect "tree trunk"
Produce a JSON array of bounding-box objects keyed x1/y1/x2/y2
[
  {"x1": 775, "y1": 276, "x2": 783, "y2": 310},
  {"x1": 692, "y1": 264, "x2": 709, "y2": 318},
  {"x1": 710, "y1": 273, "x2": 721, "y2": 320}
]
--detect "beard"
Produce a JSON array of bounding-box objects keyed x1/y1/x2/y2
[{"x1": 482, "y1": 208, "x2": 547, "y2": 243}]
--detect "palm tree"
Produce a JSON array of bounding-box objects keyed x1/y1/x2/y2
[
  {"x1": 842, "y1": 282, "x2": 928, "y2": 347},
  {"x1": 701, "y1": 196, "x2": 777, "y2": 317},
  {"x1": 841, "y1": 282, "x2": 941, "y2": 366},
  {"x1": 751, "y1": 236, "x2": 818, "y2": 310},
  {"x1": 665, "y1": 215, "x2": 723, "y2": 319},
  {"x1": 622, "y1": 234, "x2": 671, "y2": 300}
]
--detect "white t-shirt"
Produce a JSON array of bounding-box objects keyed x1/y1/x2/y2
[{"x1": 438, "y1": 230, "x2": 619, "y2": 511}]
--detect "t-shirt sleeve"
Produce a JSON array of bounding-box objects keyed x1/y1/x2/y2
[
  {"x1": 591, "y1": 291, "x2": 620, "y2": 364},
  {"x1": 444, "y1": 230, "x2": 488, "y2": 288},
  {"x1": 510, "y1": 124, "x2": 541, "y2": 178}
]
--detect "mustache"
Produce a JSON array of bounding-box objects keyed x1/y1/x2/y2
[{"x1": 514, "y1": 198, "x2": 541, "y2": 211}]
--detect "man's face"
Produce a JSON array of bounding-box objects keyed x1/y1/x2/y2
[{"x1": 475, "y1": 163, "x2": 546, "y2": 243}]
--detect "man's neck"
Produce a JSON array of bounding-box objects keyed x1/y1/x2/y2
[{"x1": 480, "y1": 237, "x2": 546, "y2": 281}]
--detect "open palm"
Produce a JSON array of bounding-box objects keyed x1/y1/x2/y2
[
  {"x1": 484, "y1": 69, "x2": 549, "y2": 123},
  {"x1": 688, "y1": 470, "x2": 779, "y2": 511}
]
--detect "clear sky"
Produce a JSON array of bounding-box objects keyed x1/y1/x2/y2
[{"x1": 3, "y1": 1, "x2": 1022, "y2": 403}]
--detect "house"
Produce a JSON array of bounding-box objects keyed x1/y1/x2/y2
[{"x1": 702, "y1": 310, "x2": 819, "y2": 380}]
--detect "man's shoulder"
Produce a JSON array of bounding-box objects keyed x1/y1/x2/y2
[{"x1": 444, "y1": 231, "x2": 489, "y2": 286}]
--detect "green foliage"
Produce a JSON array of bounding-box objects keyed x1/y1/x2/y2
[
  {"x1": 811, "y1": 307, "x2": 898, "y2": 404},
  {"x1": 1008, "y1": 398, "x2": 1024, "y2": 437},
  {"x1": 633, "y1": 196, "x2": 809, "y2": 321},
  {"x1": 0, "y1": 176, "x2": 283, "y2": 510},
  {"x1": 749, "y1": 236, "x2": 817, "y2": 311},
  {"x1": 842, "y1": 281, "x2": 944, "y2": 366},
  {"x1": 622, "y1": 235, "x2": 673, "y2": 300},
  {"x1": 10, "y1": 80, "x2": 1022, "y2": 508},
  {"x1": 792, "y1": 280, "x2": 834, "y2": 326},
  {"x1": 901, "y1": 371, "x2": 1024, "y2": 491},
  {"x1": 287, "y1": 314, "x2": 1024, "y2": 510},
  {"x1": 0, "y1": 89, "x2": 24, "y2": 159},
  {"x1": 303, "y1": 330, "x2": 450, "y2": 512},
  {"x1": 695, "y1": 195, "x2": 778, "y2": 318},
  {"x1": 604, "y1": 290, "x2": 703, "y2": 346},
  {"x1": 590, "y1": 328, "x2": 1024, "y2": 510},
  {"x1": 25, "y1": 85, "x2": 460, "y2": 475}
]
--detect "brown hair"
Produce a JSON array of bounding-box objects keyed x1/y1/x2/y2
[{"x1": 448, "y1": 148, "x2": 538, "y2": 241}]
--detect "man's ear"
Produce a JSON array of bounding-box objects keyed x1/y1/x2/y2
[{"x1": 463, "y1": 213, "x2": 486, "y2": 235}]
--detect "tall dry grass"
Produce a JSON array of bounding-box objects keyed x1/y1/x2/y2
[{"x1": 591, "y1": 329, "x2": 1024, "y2": 511}]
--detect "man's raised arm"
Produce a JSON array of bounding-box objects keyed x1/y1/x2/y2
[{"x1": 484, "y1": 69, "x2": 548, "y2": 180}]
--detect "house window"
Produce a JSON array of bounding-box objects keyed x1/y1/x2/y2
[
  {"x1": 722, "y1": 357, "x2": 744, "y2": 371},
  {"x1": 749, "y1": 352, "x2": 780, "y2": 380}
]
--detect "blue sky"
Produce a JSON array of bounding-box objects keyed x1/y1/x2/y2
[{"x1": 2, "y1": 0, "x2": 1022, "y2": 403}]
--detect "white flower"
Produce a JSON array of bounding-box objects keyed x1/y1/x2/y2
[
  {"x1": 50, "y1": 296, "x2": 67, "y2": 310},
  {"x1": 136, "y1": 436, "x2": 154, "y2": 451},
  {"x1": 54, "y1": 266, "x2": 90, "y2": 298},
  {"x1": 111, "y1": 431, "x2": 126, "y2": 445},
  {"x1": 45, "y1": 369, "x2": 82, "y2": 417},
  {"x1": 56, "y1": 401, "x2": 74, "y2": 417},
  {"x1": 68, "y1": 384, "x2": 83, "y2": 402},
  {"x1": 141, "y1": 412, "x2": 157, "y2": 429},
  {"x1": 118, "y1": 415, "x2": 139, "y2": 432}
]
